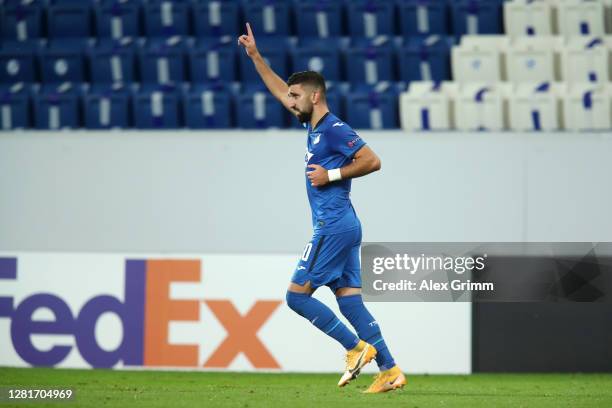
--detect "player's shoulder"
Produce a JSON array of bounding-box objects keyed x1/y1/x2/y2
[{"x1": 322, "y1": 113, "x2": 356, "y2": 136}]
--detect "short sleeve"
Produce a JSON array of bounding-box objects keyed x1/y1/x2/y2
[{"x1": 329, "y1": 124, "x2": 367, "y2": 159}]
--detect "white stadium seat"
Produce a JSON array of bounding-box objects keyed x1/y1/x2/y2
[
  {"x1": 399, "y1": 81, "x2": 452, "y2": 131},
  {"x1": 563, "y1": 83, "x2": 612, "y2": 130},
  {"x1": 452, "y1": 83, "x2": 511, "y2": 131},
  {"x1": 504, "y1": 0, "x2": 554, "y2": 37},
  {"x1": 506, "y1": 37, "x2": 563, "y2": 83},
  {"x1": 556, "y1": 0, "x2": 605, "y2": 37},
  {"x1": 561, "y1": 36, "x2": 610, "y2": 83},
  {"x1": 508, "y1": 82, "x2": 565, "y2": 131},
  {"x1": 452, "y1": 36, "x2": 509, "y2": 82}
]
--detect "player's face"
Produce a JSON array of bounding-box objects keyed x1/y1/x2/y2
[{"x1": 288, "y1": 84, "x2": 314, "y2": 123}]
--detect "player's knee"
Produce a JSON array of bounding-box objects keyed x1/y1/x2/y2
[{"x1": 285, "y1": 291, "x2": 309, "y2": 313}]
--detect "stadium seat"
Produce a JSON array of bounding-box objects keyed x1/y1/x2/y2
[
  {"x1": 143, "y1": 1, "x2": 190, "y2": 38},
  {"x1": 132, "y1": 85, "x2": 182, "y2": 128},
  {"x1": 344, "y1": 82, "x2": 400, "y2": 129},
  {"x1": 503, "y1": 0, "x2": 553, "y2": 37},
  {"x1": 451, "y1": 36, "x2": 509, "y2": 82},
  {"x1": 239, "y1": 38, "x2": 289, "y2": 83},
  {"x1": 557, "y1": 0, "x2": 605, "y2": 37},
  {"x1": 0, "y1": 82, "x2": 32, "y2": 129},
  {"x1": 183, "y1": 83, "x2": 233, "y2": 128},
  {"x1": 507, "y1": 82, "x2": 563, "y2": 131},
  {"x1": 33, "y1": 82, "x2": 82, "y2": 129},
  {"x1": 236, "y1": 86, "x2": 286, "y2": 128},
  {"x1": 88, "y1": 38, "x2": 137, "y2": 84},
  {"x1": 189, "y1": 36, "x2": 237, "y2": 83},
  {"x1": 399, "y1": 81, "x2": 452, "y2": 131},
  {"x1": 294, "y1": 1, "x2": 343, "y2": 38},
  {"x1": 505, "y1": 37, "x2": 561, "y2": 84},
  {"x1": 561, "y1": 37, "x2": 609, "y2": 83},
  {"x1": 47, "y1": 3, "x2": 92, "y2": 38},
  {"x1": 345, "y1": 36, "x2": 395, "y2": 85},
  {"x1": 139, "y1": 37, "x2": 188, "y2": 85},
  {"x1": 452, "y1": 82, "x2": 509, "y2": 131},
  {"x1": 0, "y1": 2, "x2": 43, "y2": 41},
  {"x1": 292, "y1": 38, "x2": 342, "y2": 82},
  {"x1": 450, "y1": 0, "x2": 503, "y2": 36},
  {"x1": 347, "y1": 0, "x2": 395, "y2": 38},
  {"x1": 242, "y1": 0, "x2": 291, "y2": 37},
  {"x1": 193, "y1": 1, "x2": 240, "y2": 38},
  {"x1": 563, "y1": 83, "x2": 612, "y2": 131},
  {"x1": 397, "y1": 35, "x2": 452, "y2": 82},
  {"x1": 83, "y1": 83, "x2": 131, "y2": 129},
  {"x1": 397, "y1": 0, "x2": 449, "y2": 36},
  {"x1": 95, "y1": 1, "x2": 141, "y2": 39},
  {"x1": 39, "y1": 42, "x2": 86, "y2": 84},
  {"x1": 0, "y1": 43, "x2": 38, "y2": 83}
]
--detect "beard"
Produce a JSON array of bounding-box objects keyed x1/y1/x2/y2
[{"x1": 295, "y1": 107, "x2": 313, "y2": 123}]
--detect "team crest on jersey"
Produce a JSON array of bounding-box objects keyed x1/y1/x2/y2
[{"x1": 347, "y1": 136, "x2": 361, "y2": 148}]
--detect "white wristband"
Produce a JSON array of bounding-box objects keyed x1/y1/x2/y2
[{"x1": 328, "y1": 168, "x2": 342, "y2": 182}]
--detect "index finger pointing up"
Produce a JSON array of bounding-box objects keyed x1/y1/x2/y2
[{"x1": 246, "y1": 22, "x2": 253, "y2": 37}]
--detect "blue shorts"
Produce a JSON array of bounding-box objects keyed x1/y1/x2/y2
[{"x1": 291, "y1": 226, "x2": 362, "y2": 292}]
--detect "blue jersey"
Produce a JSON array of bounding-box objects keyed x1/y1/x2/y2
[{"x1": 304, "y1": 112, "x2": 367, "y2": 235}]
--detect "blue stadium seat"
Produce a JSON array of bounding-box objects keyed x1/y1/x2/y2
[
  {"x1": 33, "y1": 83, "x2": 82, "y2": 129},
  {"x1": 236, "y1": 85, "x2": 286, "y2": 128},
  {"x1": 397, "y1": 35, "x2": 452, "y2": 83},
  {"x1": 143, "y1": 1, "x2": 190, "y2": 38},
  {"x1": 294, "y1": 1, "x2": 343, "y2": 38},
  {"x1": 183, "y1": 84, "x2": 233, "y2": 128},
  {"x1": 292, "y1": 39, "x2": 342, "y2": 82},
  {"x1": 242, "y1": 0, "x2": 291, "y2": 37},
  {"x1": 88, "y1": 38, "x2": 137, "y2": 84},
  {"x1": 0, "y1": 83, "x2": 32, "y2": 129},
  {"x1": 139, "y1": 38, "x2": 188, "y2": 85},
  {"x1": 0, "y1": 2, "x2": 43, "y2": 41},
  {"x1": 398, "y1": 0, "x2": 449, "y2": 36},
  {"x1": 39, "y1": 42, "x2": 86, "y2": 84},
  {"x1": 47, "y1": 4, "x2": 93, "y2": 38},
  {"x1": 133, "y1": 85, "x2": 182, "y2": 128},
  {"x1": 347, "y1": 0, "x2": 395, "y2": 38},
  {"x1": 345, "y1": 37, "x2": 395, "y2": 85},
  {"x1": 344, "y1": 82, "x2": 400, "y2": 129},
  {"x1": 95, "y1": 1, "x2": 141, "y2": 39},
  {"x1": 450, "y1": 0, "x2": 503, "y2": 36},
  {"x1": 193, "y1": 1, "x2": 240, "y2": 38},
  {"x1": 239, "y1": 38, "x2": 289, "y2": 83},
  {"x1": 84, "y1": 84, "x2": 131, "y2": 129},
  {"x1": 0, "y1": 43, "x2": 39, "y2": 83},
  {"x1": 189, "y1": 37, "x2": 236, "y2": 84}
]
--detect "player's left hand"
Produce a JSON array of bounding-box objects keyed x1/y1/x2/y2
[{"x1": 306, "y1": 164, "x2": 329, "y2": 187}]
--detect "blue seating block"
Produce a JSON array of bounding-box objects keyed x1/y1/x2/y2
[
  {"x1": 189, "y1": 37, "x2": 236, "y2": 83},
  {"x1": 193, "y1": 1, "x2": 240, "y2": 37}
]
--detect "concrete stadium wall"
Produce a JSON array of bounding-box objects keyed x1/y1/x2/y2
[{"x1": 1, "y1": 130, "x2": 612, "y2": 253}]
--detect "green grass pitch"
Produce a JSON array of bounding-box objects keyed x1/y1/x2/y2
[{"x1": 1, "y1": 367, "x2": 611, "y2": 408}]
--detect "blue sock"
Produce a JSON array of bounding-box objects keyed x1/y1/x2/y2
[
  {"x1": 286, "y1": 291, "x2": 359, "y2": 350},
  {"x1": 337, "y1": 294, "x2": 396, "y2": 371}
]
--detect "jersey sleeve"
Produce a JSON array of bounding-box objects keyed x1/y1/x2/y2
[{"x1": 329, "y1": 124, "x2": 367, "y2": 159}]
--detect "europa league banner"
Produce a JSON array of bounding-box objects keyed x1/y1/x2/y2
[{"x1": 361, "y1": 243, "x2": 612, "y2": 302}]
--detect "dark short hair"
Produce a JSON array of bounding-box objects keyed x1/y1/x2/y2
[{"x1": 287, "y1": 71, "x2": 326, "y2": 97}]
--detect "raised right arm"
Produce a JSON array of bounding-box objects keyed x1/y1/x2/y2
[{"x1": 237, "y1": 23, "x2": 295, "y2": 115}]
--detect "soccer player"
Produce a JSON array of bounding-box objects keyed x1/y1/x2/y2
[{"x1": 238, "y1": 23, "x2": 406, "y2": 393}]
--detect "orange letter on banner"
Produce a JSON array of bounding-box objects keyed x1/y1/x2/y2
[
  {"x1": 144, "y1": 260, "x2": 200, "y2": 366},
  {"x1": 204, "y1": 300, "x2": 281, "y2": 369}
]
